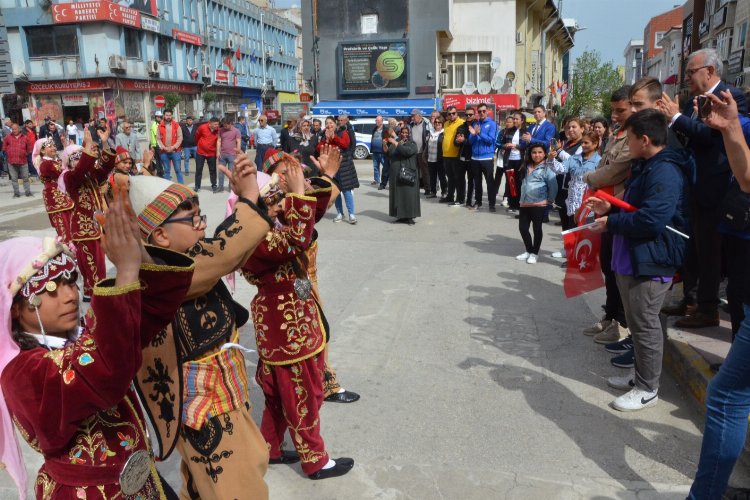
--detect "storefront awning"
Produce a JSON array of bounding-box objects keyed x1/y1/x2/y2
[
  {"x1": 312, "y1": 98, "x2": 439, "y2": 117},
  {"x1": 662, "y1": 74, "x2": 678, "y2": 85}
]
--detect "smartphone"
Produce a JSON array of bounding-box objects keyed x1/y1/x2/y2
[
  {"x1": 549, "y1": 138, "x2": 560, "y2": 151},
  {"x1": 697, "y1": 96, "x2": 712, "y2": 119}
]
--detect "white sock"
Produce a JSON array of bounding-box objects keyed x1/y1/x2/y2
[
  {"x1": 337, "y1": 388, "x2": 345, "y2": 394},
  {"x1": 322, "y1": 458, "x2": 336, "y2": 469}
]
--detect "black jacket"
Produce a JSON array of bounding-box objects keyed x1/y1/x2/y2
[
  {"x1": 180, "y1": 122, "x2": 199, "y2": 148},
  {"x1": 335, "y1": 125, "x2": 359, "y2": 191},
  {"x1": 454, "y1": 122, "x2": 472, "y2": 161}
]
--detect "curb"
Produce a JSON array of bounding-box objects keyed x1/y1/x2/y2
[{"x1": 663, "y1": 331, "x2": 713, "y2": 408}]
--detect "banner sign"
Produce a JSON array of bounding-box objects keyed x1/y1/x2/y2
[
  {"x1": 214, "y1": 69, "x2": 229, "y2": 84},
  {"x1": 338, "y1": 41, "x2": 408, "y2": 95},
  {"x1": 442, "y1": 94, "x2": 520, "y2": 111},
  {"x1": 172, "y1": 29, "x2": 202, "y2": 46},
  {"x1": 140, "y1": 15, "x2": 160, "y2": 33},
  {"x1": 61, "y1": 93, "x2": 89, "y2": 106},
  {"x1": 51, "y1": 1, "x2": 140, "y2": 27}
]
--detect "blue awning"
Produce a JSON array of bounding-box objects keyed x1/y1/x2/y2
[{"x1": 312, "y1": 98, "x2": 439, "y2": 117}]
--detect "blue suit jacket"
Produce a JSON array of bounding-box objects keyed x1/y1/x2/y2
[
  {"x1": 672, "y1": 81, "x2": 748, "y2": 208},
  {"x1": 527, "y1": 120, "x2": 557, "y2": 146}
]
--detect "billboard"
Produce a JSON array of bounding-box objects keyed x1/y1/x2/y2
[{"x1": 338, "y1": 41, "x2": 408, "y2": 95}]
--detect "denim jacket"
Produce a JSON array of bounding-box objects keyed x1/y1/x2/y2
[{"x1": 519, "y1": 162, "x2": 558, "y2": 205}]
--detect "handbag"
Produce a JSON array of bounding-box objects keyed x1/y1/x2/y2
[
  {"x1": 719, "y1": 181, "x2": 750, "y2": 232},
  {"x1": 397, "y1": 165, "x2": 416, "y2": 186}
]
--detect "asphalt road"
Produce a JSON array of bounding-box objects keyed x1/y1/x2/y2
[{"x1": 0, "y1": 159, "x2": 704, "y2": 499}]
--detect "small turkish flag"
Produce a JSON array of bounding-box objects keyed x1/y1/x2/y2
[
  {"x1": 562, "y1": 223, "x2": 604, "y2": 298},
  {"x1": 235, "y1": 47, "x2": 241, "y2": 60},
  {"x1": 224, "y1": 54, "x2": 234, "y2": 71}
]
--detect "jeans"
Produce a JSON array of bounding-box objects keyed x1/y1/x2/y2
[
  {"x1": 372, "y1": 152, "x2": 386, "y2": 184},
  {"x1": 689, "y1": 305, "x2": 750, "y2": 500},
  {"x1": 194, "y1": 154, "x2": 217, "y2": 191},
  {"x1": 9, "y1": 163, "x2": 30, "y2": 195},
  {"x1": 428, "y1": 160, "x2": 447, "y2": 196},
  {"x1": 217, "y1": 155, "x2": 236, "y2": 190},
  {"x1": 183, "y1": 146, "x2": 197, "y2": 173},
  {"x1": 255, "y1": 144, "x2": 273, "y2": 170},
  {"x1": 471, "y1": 159, "x2": 497, "y2": 208},
  {"x1": 160, "y1": 151, "x2": 183, "y2": 184},
  {"x1": 616, "y1": 274, "x2": 671, "y2": 392},
  {"x1": 518, "y1": 206, "x2": 545, "y2": 254},
  {"x1": 335, "y1": 190, "x2": 355, "y2": 217}
]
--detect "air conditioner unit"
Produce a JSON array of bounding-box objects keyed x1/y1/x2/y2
[
  {"x1": 202, "y1": 64, "x2": 211, "y2": 77},
  {"x1": 440, "y1": 58, "x2": 448, "y2": 72},
  {"x1": 440, "y1": 73, "x2": 449, "y2": 88},
  {"x1": 516, "y1": 32, "x2": 523, "y2": 44},
  {"x1": 265, "y1": 78, "x2": 275, "y2": 89},
  {"x1": 108, "y1": 54, "x2": 126, "y2": 71},
  {"x1": 147, "y1": 60, "x2": 160, "y2": 74},
  {"x1": 265, "y1": 48, "x2": 274, "y2": 58},
  {"x1": 278, "y1": 46, "x2": 284, "y2": 56},
  {"x1": 226, "y1": 38, "x2": 235, "y2": 50}
]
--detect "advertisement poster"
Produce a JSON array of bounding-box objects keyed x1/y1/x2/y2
[{"x1": 339, "y1": 41, "x2": 408, "y2": 95}]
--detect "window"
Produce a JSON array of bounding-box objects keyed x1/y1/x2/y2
[
  {"x1": 737, "y1": 22, "x2": 748, "y2": 50},
  {"x1": 654, "y1": 31, "x2": 665, "y2": 48},
  {"x1": 157, "y1": 35, "x2": 171, "y2": 63},
  {"x1": 443, "y1": 52, "x2": 492, "y2": 90},
  {"x1": 716, "y1": 29, "x2": 730, "y2": 60},
  {"x1": 27, "y1": 25, "x2": 78, "y2": 57},
  {"x1": 124, "y1": 29, "x2": 140, "y2": 58}
]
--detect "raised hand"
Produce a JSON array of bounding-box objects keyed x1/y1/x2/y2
[
  {"x1": 222, "y1": 153, "x2": 259, "y2": 203},
  {"x1": 285, "y1": 162, "x2": 305, "y2": 195},
  {"x1": 97, "y1": 123, "x2": 111, "y2": 149},
  {"x1": 658, "y1": 93, "x2": 680, "y2": 118},
  {"x1": 101, "y1": 183, "x2": 142, "y2": 286},
  {"x1": 700, "y1": 90, "x2": 741, "y2": 131},
  {"x1": 82, "y1": 128, "x2": 95, "y2": 156}
]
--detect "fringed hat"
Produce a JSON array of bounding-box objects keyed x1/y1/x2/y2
[
  {"x1": 262, "y1": 148, "x2": 285, "y2": 174},
  {"x1": 60, "y1": 145, "x2": 83, "y2": 172},
  {"x1": 128, "y1": 176, "x2": 196, "y2": 238},
  {"x1": 115, "y1": 146, "x2": 131, "y2": 164}
]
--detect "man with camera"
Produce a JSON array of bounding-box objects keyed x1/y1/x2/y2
[{"x1": 658, "y1": 48, "x2": 747, "y2": 330}]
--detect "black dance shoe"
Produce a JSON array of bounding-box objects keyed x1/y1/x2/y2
[
  {"x1": 307, "y1": 458, "x2": 354, "y2": 480},
  {"x1": 324, "y1": 390, "x2": 360, "y2": 403}
]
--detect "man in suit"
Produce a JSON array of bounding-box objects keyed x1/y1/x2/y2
[
  {"x1": 523, "y1": 105, "x2": 557, "y2": 146},
  {"x1": 658, "y1": 48, "x2": 748, "y2": 328}
]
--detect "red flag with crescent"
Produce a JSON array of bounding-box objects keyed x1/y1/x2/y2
[{"x1": 562, "y1": 223, "x2": 604, "y2": 298}]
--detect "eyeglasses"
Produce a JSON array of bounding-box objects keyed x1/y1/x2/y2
[
  {"x1": 465, "y1": 114, "x2": 474, "y2": 117},
  {"x1": 478, "y1": 109, "x2": 488, "y2": 114},
  {"x1": 686, "y1": 65, "x2": 711, "y2": 77},
  {"x1": 163, "y1": 213, "x2": 207, "y2": 230}
]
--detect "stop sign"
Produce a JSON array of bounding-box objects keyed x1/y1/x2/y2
[{"x1": 154, "y1": 95, "x2": 166, "y2": 107}]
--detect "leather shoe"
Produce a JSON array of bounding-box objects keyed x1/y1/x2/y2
[
  {"x1": 308, "y1": 457, "x2": 354, "y2": 480},
  {"x1": 269, "y1": 450, "x2": 300, "y2": 464},
  {"x1": 661, "y1": 302, "x2": 696, "y2": 316},
  {"x1": 324, "y1": 390, "x2": 360, "y2": 403},
  {"x1": 675, "y1": 311, "x2": 720, "y2": 329}
]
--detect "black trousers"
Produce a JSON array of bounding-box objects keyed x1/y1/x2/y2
[
  {"x1": 195, "y1": 154, "x2": 217, "y2": 190},
  {"x1": 417, "y1": 154, "x2": 430, "y2": 191},
  {"x1": 518, "y1": 206, "x2": 546, "y2": 254},
  {"x1": 471, "y1": 159, "x2": 497, "y2": 208},
  {"x1": 724, "y1": 234, "x2": 750, "y2": 338},
  {"x1": 682, "y1": 201, "x2": 722, "y2": 314},
  {"x1": 380, "y1": 156, "x2": 391, "y2": 188},
  {"x1": 428, "y1": 160, "x2": 447, "y2": 196},
  {"x1": 458, "y1": 160, "x2": 472, "y2": 205},
  {"x1": 600, "y1": 231, "x2": 627, "y2": 326}
]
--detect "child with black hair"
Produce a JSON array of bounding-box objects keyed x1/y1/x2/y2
[
  {"x1": 515, "y1": 142, "x2": 558, "y2": 264},
  {"x1": 587, "y1": 108, "x2": 693, "y2": 412}
]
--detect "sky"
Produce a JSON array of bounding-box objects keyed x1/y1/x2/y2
[{"x1": 271, "y1": 0, "x2": 684, "y2": 67}]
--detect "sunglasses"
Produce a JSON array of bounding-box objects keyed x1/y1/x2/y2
[{"x1": 448, "y1": 112, "x2": 456, "y2": 116}]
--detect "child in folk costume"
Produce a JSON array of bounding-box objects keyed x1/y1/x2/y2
[
  {"x1": 37, "y1": 139, "x2": 74, "y2": 245},
  {"x1": 128, "y1": 157, "x2": 274, "y2": 499},
  {"x1": 60, "y1": 128, "x2": 117, "y2": 300},
  {"x1": 240, "y1": 152, "x2": 354, "y2": 479},
  {"x1": 0, "y1": 189, "x2": 194, "y2": 499}
]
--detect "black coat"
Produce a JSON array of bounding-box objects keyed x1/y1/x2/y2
[
  {"x1": 335, "y1": 125, "x2": 359, "y2": 191},
  {"x1": 387, "y1": 140, "x2": 421, "y2": 219},
  {"x1": 454, "y1": 122, "x2": 472, "y2": 161},
  {"x1": 180, "y1": 122, "x2": 199, "y2": 148}
]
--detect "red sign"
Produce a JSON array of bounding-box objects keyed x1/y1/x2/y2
[
  {"x1": 172, "y1": 29, "x2": 203, "y2": 46},
  {"x1": 51, "y1": 1, "x2": 140, "y2": 27},
  {"x1": 27, "y1": 78, "x2": 112, "y2": 93},
  {"x1": 154, "y1": 95, "x2": 166, "y2": 107},
  {"x1": 119, "y1": 80, "x2": 200, "y2": 94},
  {"x1": 299, "y1": 93, "x2": 312, "y2": 103},
  {"x1": 263, "y1": 109, "x2": 280, "y2": 120},
  {"x1": 214, "y1": 70, "x2": 229, "y2": 84},
  {"x1": 442, "y1": 94, "x2": 520, "y2": 111}
]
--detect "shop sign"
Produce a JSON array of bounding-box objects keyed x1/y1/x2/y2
[
  {"x1": 214, "y1": 70, "x2": 229, "y2": 84},
  {"x1": 728, "y1": 50, "x2": 745, "y2": 75},
  {"x1": 442, "y1": 93, "x2": 520, "y2": 111},
  {"x1": 299, "y1": 92, "x2": 312, "y2": 102},
  {"x1": 141, "y1": 16, "x2": 160, "y2": 33},
  {"x1": 263, "y1": 109, "x2": 280, "y2": 120},
  {"x1": 28, "y1": 78, "x2": 112, "y2": 93},
  {"x1": 61, "y1": 93, "x2": 89, "y2": 106},
  {"x1": 338, "y1": 40, "x2": 408, "y2": 95},
  {"x1": 281, "y1": 103, "x2": 309, "y2": 121},
  {"x1": 51, "y1": 1, "x2": 140, "y2": 28},
  {"x1": 119, "y1": 79, "x2": 200, "y2": 93},
  {"x1": 172, "y1": 29, "x2": 202, "y2": 46}
]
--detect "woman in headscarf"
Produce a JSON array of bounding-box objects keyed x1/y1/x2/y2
[{"x1": 386, "y1": 126, "x2": 421, "y2": 225}]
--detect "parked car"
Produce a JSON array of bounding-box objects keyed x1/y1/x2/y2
[{"x1": 349, "y1": 118, "x2": 378, "y2": 160}]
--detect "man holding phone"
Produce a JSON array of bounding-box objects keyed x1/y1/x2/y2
[{"x1": 658, "y1": 48, "x2": 747, "y2": 329}]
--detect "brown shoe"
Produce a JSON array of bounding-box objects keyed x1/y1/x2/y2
[
  {"x1": 661, "y1": 302, "x2": 696, "y2": 316},
  {"x1": 674, "y1": 311, "x2": 720, "y2": 329}
]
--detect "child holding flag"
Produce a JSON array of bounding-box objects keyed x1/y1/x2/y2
[{"x1": 586, "y1": 109, "x2": 692, "y2": 412}]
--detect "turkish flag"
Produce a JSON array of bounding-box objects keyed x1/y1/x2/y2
[
  {"x1": 235, "y1": 47, "x2": 241, "y2": 60},
  {"x1": 562, "y1": 223, "x2": 604, "y2": 298},
  {"x1": 224, "y1": 54, "x2": 234, "y2": 71}
]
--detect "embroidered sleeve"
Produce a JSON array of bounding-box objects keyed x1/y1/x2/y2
[
  {"x1": 252, "y1": 193, "x2": 317, "y2": 264},
  {"x1": 62, "y1": 152, "x2": 97, "y2": 192},
  {"x1": 306, "y1": 177, "x2": 338, "y2": 221}
]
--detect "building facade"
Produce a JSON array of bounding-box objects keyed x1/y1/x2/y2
[
  {"x1": 300, "y1": 0, "x2": 573, "y2": 116},
  {"x1": 658, "y1": 27, "x2": 683, "y2": 94},
  {"x1": 623, "y1": 39, "x2": 644, "y2": 84},
  {"x1": 1, "y1": 0, "x2": 299, "y2": 131},
  {"x1": 642, "y1": 5, "x2": 684, "y2": 80}
]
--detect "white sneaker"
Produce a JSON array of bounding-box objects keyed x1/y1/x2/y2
[
  {"x1": 607, "y1": 374, "x2": 635, "y2": 391},
  {"x1": 515, "y1": 252, "x2": 530, "y2": 261},
  {"x1": 551, "y1": 249, "x2": 566, "y2": 258},
  {"x1": 583, "y1": 316, "x2": 611, "y2": 336},
  {"x1": 526, "y1": 254, "x2": 538, "y2": 264},
  {"x1": 333, "y1": 214, "x2": 343, "y2": 223},
  {"x1": 610, "y1": 388, "x2": 658, "y2": 412},
  {"x1": 348, "y1": 215, "x2": 358, "y2": 225},
  {"x1": 501, "y1": 198, "x2": 509, "y2": 208}
]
